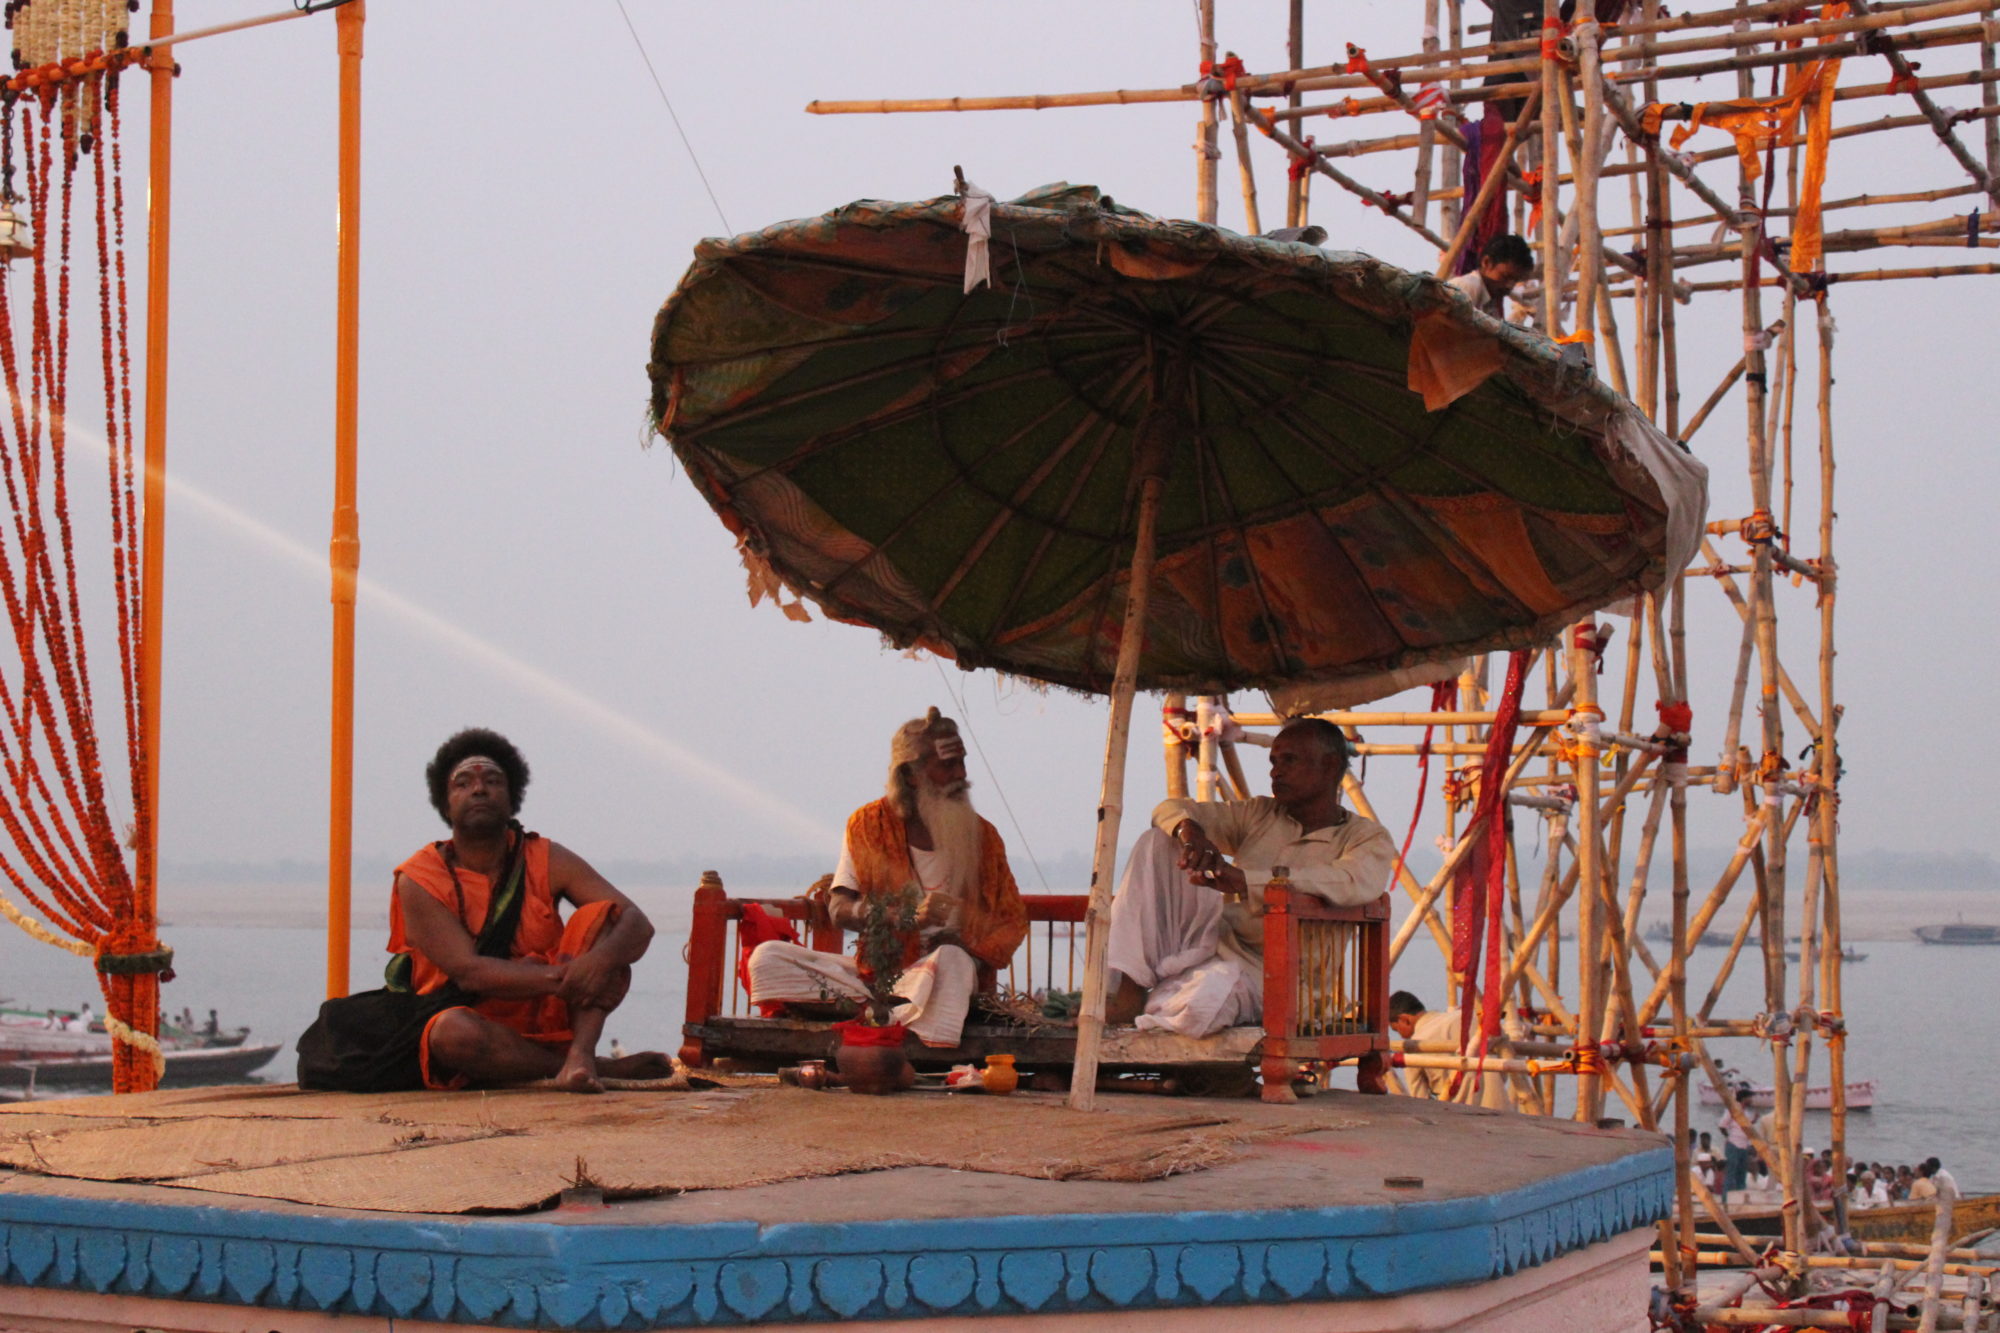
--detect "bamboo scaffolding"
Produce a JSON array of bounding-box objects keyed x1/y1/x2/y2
[{"x1": 825, "y1": 1, "x2": 1972, "y2": 1309}]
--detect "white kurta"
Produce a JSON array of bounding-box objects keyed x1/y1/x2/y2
[
  {"x1": 1400, "y1": 1009, "x2": 1468, "y2": 1101},
  {"x1": 1105, "y1": 799, "x2": 1395, "y2": 1038},
  {"x1": 1447, "y1": 268, "x2": 1504, "y2": 317},
  {"x1": 746, "y1": 830, "x2": 979, "y2": 1047}
]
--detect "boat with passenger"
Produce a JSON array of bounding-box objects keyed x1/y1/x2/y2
[{"x1": 1915, "y1": 921, "x2": 2000, "y2": 945}]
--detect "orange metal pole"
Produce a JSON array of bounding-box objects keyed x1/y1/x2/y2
[
  {"x1": 327, "y1": 0, "x2": 363, "y2": 999},
  {"x1": 127, "y1": 0, "x2": 174, "y2": 1092}
]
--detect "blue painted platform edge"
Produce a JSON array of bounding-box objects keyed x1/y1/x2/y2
[{"x1": 0, "y1": 1146, "x2": 1673, "y2": 1327}]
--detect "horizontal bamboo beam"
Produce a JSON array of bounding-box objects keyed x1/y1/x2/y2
[
  {"x1": 808, "y1": 1, "x2": 1987, "y2": 118},
  {"x1": 1235, "y1": 709, "x2": 1575, "y2": 727},
  {"x1": 1613, "y1": 260, "x2": 2000, "y2": 292}
]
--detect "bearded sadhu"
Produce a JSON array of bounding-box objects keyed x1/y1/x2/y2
[{"x1": 747, "y1": 707, "x2": 1028, "y2": 1047}]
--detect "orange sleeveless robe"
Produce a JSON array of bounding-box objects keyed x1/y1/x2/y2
[{"x1": 387, "y1": 835, "x2": 616, "y2": 1089}]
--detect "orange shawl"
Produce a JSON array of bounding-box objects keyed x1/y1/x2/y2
[{"x1": 843, "y1": 797, "x2": 1027, "y2": 973}]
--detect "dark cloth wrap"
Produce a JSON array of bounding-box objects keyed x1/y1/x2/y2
[{"x1": 295, "y1": 832, "x2": 530, "y2": 1092}]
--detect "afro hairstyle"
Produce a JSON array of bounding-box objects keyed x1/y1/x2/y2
[{"x1": 426, "y1": 727, "x2": 530, "y2": 824}]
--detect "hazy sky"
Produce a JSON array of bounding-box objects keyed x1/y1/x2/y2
[{"x1": 9, "y1": 1, "x2": 1988, "y2": 915}]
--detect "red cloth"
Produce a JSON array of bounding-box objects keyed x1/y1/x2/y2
[
  {"x1": 834, "y1": 1020, "x2": 907, "y2": 1047},
  {"x1": 1449, "y1": 652, "x2": 1531, "y2": 1097},
  {"x1": 737, "y1": 903, "x2": 801, "y2": 1017}
]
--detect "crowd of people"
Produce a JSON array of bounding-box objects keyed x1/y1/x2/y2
[{"x1": 1691, "y1": 1124, "x2": 1960, "y2": 1209}]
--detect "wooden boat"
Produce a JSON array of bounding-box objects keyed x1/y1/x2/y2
[
  {"x1": 1782, "y1": 946, "x2": 1867, "y2": 963},
  {"x1": 0, "y1": 1006, "x2": 251, "y2": 1063},
  {"x1": 1915, "y1": 922, "x2": 2000, "y2": 945},
  {"x1": 1711, "y1": 1193, "x2": 2000, "y2": 1247},
  {"x1": 0, "y1": 1041, "x2": 281, "y2": 1093},
  {"x1": 1697, "y1": 1078, "x2": 1875, "y2": 1110}
]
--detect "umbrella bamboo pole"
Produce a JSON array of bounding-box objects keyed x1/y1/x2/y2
[{"x1": 1070, "y1": 471, "x2": 1167, "y2": 1113}]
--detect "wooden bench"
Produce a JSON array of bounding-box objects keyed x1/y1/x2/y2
[{"x1": 680, "y1": 872, "x2": 1390, "y2": 1103}]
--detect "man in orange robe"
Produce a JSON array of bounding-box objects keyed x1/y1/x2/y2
[
  {"x1": 300, "y1": 728, "x2": 670, "y2": 1093},
  {"x1": 747, "y1": 709, "x2": 1028, "y2": 1046}
]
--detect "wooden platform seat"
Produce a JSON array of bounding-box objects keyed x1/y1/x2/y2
[{"x1": 680, "y1": 872, "x2": 1391, "y2": 1103}]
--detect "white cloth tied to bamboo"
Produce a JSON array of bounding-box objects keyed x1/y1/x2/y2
[{"x1": 960, "y1": 182, "x2": 995, "y2": 294}]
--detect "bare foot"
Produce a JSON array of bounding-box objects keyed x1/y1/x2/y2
[
  {"x1": 600, "y1": 1051, "x2": 676, "y2": 1080},
  {"x1": 554, "y1": 1057, "x2": 605, "y2": 1094}
]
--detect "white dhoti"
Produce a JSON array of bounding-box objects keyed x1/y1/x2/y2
[
  {"x1": 1106, "y1": 829, "x2": 1260, "y2": 1038},
  {"x1": 745, "y1": 939, "x2": 978, "y2": 1047}
]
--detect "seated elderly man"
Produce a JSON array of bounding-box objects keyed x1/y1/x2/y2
[
  {"x1": 747, "y1": 708, "x2": 1028, "y2": 1047},
  {"x1": 1106, "y1": 718, "x2": 1395, "y2": 1037}
]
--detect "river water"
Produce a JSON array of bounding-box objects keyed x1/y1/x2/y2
[{"x1": 4, "y1": 887, "x2": 1993, "y2": 1190}]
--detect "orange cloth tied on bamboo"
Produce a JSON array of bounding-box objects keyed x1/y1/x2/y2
[
  {"x1": 1648, "y1": 4, "x2": 1846, "y2": 273},
  {"x1": 841, "y1": 797, "x2": 1028, "y2": 975},
  {"x1": 388, "y1": 835, "x2": 618, "y2": 1079}
]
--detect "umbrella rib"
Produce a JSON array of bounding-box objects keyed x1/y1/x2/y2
[
  {"x1": 1280, "y1": 371, "x2": 1657, "y2": 582},
  {"x1": 1196, "y1": 372, "x2": 1417, "y2": 659},
  {"x1": 1246, "y1": 385, "x2": 1551, "y2": 625},
  {"x1": 1187, "y1": 397, "x2": 1299, "y2": 682},
  {"x1": 719, "y1": 249, "x2": 966, "y2": 290},
  {"x1": 1236, "y1": 336, "x2": 1669, "y2": 511},
  {"x1": 813, "y1": 380, "x2": 1116, "y2": 604},
  {"x1": 930, "y1": 359, "x2": 1151, "y2": 613},
  {"x1": 677, "y1": 332, "x2": 1125, "y2": 449},
  {"x1": 984, "y1": 379, "x2": 1146, "y2": 670}
]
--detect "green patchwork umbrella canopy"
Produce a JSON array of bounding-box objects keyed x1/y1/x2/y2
[{"x1": 647, "y1": 184, "x2": 1706, "y2": 696}]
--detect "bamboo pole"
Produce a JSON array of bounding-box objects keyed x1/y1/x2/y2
[
  {"x1": 801, "y1": 3, "x2": 1993, "y2": 119},
  {"x1": 1539, "y1": 0, "x2": 1564, "y2": 334},
  {"x1": 1681, "y1": 357, "x2": 1748, "y2": 445},
  {"x1": 1163, "y1": 692, "x2": 1190, "y2": 799},
  {"x1": 1851, "y1": 0, "x2": 2000, "y2": 205},
  {"x1": 1815, "y1": 295, "x2": 1851, "y2": 1223},
  {"x1": 1071, "y1": 466, "x2": 1167, "y2": 1113},
  {"x1": 1257, "y1": 114, "x2": 1451, "y2": 246},
  {"x1": 1920, "y1": 1187, "x2": 1960, "y2": 1333},
  {"x1": 1413, "y1": 0, "x2": 1440, "y2": 230},
  {"x1": 1197, "y1": 0, "x2": 1218, "y2": 225},
  {"x1": 326, "y1": 0, "x2": 364, "y2": 1002},
  {"x1": 1986, "y1": 4, "x2": 2000, "y2": 179},
  {"x1": 1435, "y1": 87, "x2": 1544, "y2": 276},
  {"x1": 1227, "y1": 82, "x2": 1263, "y2": 234},
  {"x1": 1287, "y1": 0, "x2": 1304, "y2": 228}
]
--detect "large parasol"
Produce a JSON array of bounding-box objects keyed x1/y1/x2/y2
[{"x1": 648, "y1": 183, "x2": 1706, "y2": 1107}]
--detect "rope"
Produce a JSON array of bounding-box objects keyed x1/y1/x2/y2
[{"x1": 610, "y1": 0, "x2": 731, "y2": 234}]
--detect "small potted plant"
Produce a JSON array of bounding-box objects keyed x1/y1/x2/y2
[{"x1": 833, "y1": 886, "x2": 921, "y2": 1095}]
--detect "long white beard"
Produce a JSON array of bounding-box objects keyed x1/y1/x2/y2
[{"x1": 914, "y1": 778, "x2": 982, "y2": 901}]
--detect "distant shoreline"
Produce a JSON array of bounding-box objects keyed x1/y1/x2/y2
[{"x1": 155, "y1": 881, "x2": 2000, "y2": 939}]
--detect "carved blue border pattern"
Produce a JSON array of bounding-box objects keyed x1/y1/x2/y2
[{"x1": 0, "y1": 1148, "x2": 1672, "y2": 1326}]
